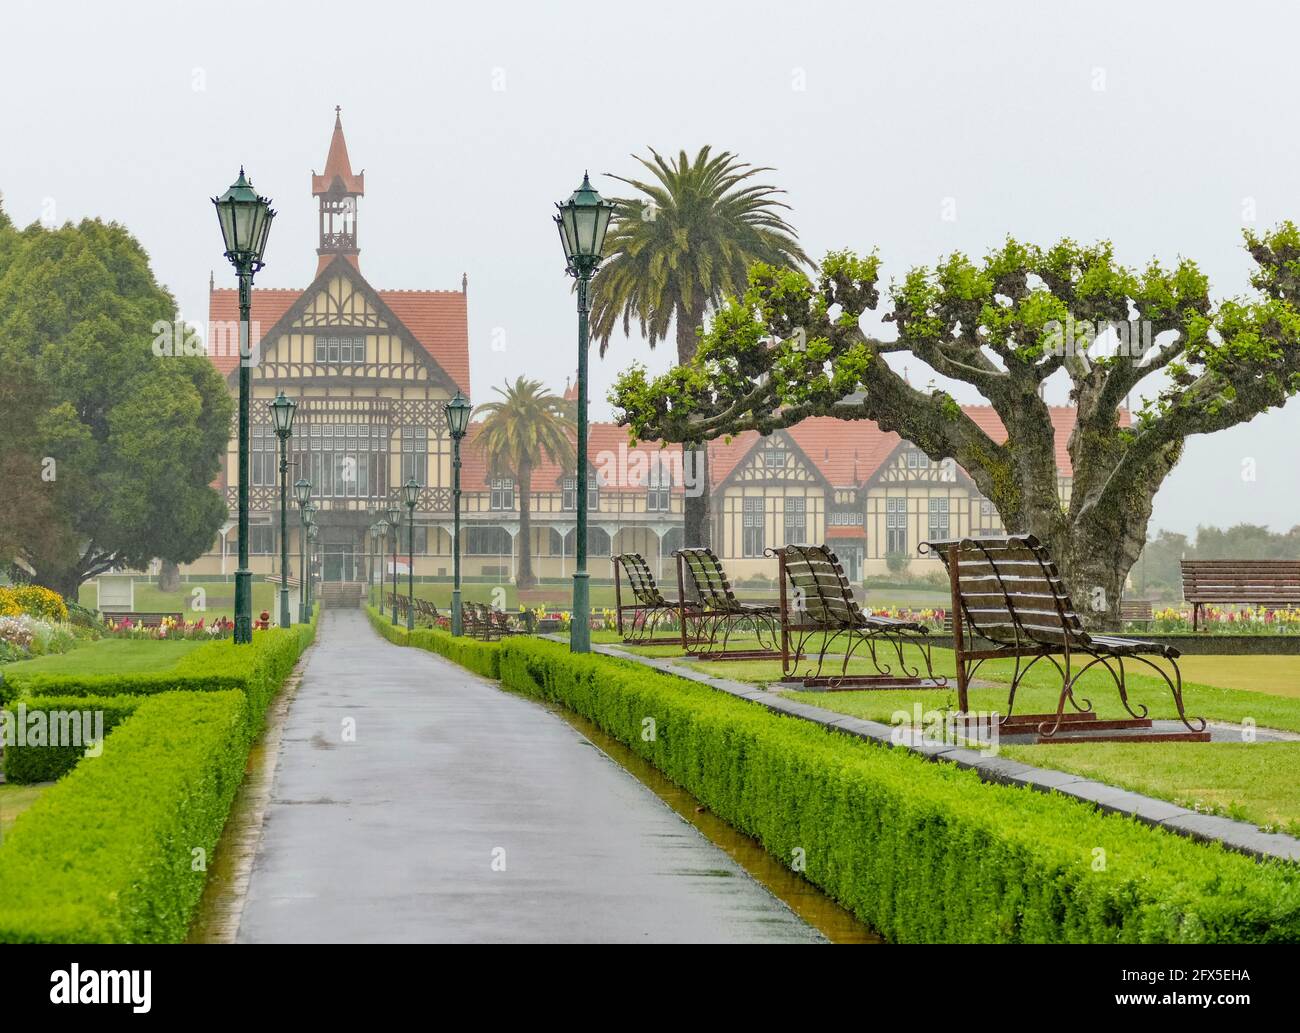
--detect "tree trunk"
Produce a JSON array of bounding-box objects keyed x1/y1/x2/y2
[
  {"x1": 157, "y1": 559, "x2": 181, "y2": 593},
  {"x1": 678, "y1": 304, "x2": 711, "y2": 548},
  {"x1": 516, "y1": 464, "x2": 535, "y2": 590}
]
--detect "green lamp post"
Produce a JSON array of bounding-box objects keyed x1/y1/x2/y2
[
  {"x1": 367, "y1": 522, "x2": 377, "y2": 608},
  {"x1": 402, "y1": 477, "x2": 420, "y2": 631},
  {"x1": 554, "y1": 172, "x2": 613, "y2": 653},
  {"x1": 269, "y1": 392, "x2": 297, "y2": 628},
  {"x1": 386, "y1": 503, "x2": 400, "y2": 625},
  {"x1": 295, "y1": 483, "x2": 313, "y2": 622},
  {"x1": 306, "y1": 521, "x2": 319, "y2": 613},
  {"x1": 444, "y1": 391, "x2": 472, "y2": 636},
  {"x1": 302, "y1": 500, "x2": 317, "y2": 618},
  {"x1": 376, "y1": 517, "x2": 389, "y2": 613},
  {"x1": 213, "y1": 168, "x2": 276, "y2": 645}
]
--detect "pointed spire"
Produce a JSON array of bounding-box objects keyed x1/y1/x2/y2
[
  {"x1": 312, "y1": 107, "x2": 364, "y2": 196},
  {"x1": 462, "y1": 272, "x2": 468, "y2": 294}
]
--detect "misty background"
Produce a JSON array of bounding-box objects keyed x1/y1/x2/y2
[{"x1": 1, "y1": 0, "x2": 1296, "y2": 537}]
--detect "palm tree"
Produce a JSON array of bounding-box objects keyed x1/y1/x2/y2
[
  {"x1": 474, "y1": 377, "x2": 574, "y2": 590},
  {"x1": 590, "y1": 146, "x2": 808, "y2": 546}
]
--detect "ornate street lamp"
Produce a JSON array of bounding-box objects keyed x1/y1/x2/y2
[
  {"x1": 376, "y1": 517, "x2": 389, "y2": 614},
  {"x1": 402, "y1": 477, "x2": 420, "y2": 632},
  {"x1": 386, "y1": 503, "x2": 401, "y2": 625},
  {"x1": 554, "y1": 172, "x2": 613, "y2": 653},
  {"x1": 444, "y1": 391, "x2": 472, "y2": 635},
  {"x1": 306, "y1": 521, "x2": 319, "y2": 613},
  {"x1": 302, "y1": 500, "x2": 317, "y2": 618},
  {"x1": 213, "y1": 168, "x2": 275, "y2": 645},
  {"x1": 295, "y1": 479, "x2": 312, "y2": 623},
  {"x1": 269, "y1": 392, "x2": 297, "y2": 628}
]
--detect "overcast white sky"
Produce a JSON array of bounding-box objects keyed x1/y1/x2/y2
[{"x1": 2, "y1": 0, "x2": 1297, "y2": 537}]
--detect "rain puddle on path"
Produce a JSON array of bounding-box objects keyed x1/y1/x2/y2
[{"x1": 545, "y1": 704, "x2": 882, "y2": 944}]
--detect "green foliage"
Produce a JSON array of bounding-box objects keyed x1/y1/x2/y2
[
  {"x1": 365, "y1": 606, "x2": 500, "y2": 679},
  {"x1": 590, "y1": 146, "x2": 809, "y2": 359},
  {"x1": 491, "y1": 639, "x2": 1300, "y2": 943},
  {"x1": 0, "y1": 611, "x2": 316, "y2": 942},
  {"x1": 0, "y1": 691, "x2": 250, "y2": 943},
  {"x1": 0, "y1": 216, "x2": 233, "y2": 597}
]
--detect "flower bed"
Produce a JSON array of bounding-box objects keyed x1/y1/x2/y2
[
  {"x1": 102, "y1": 614, "x2": 234, "y2": 640},
  {"x1": 1147, "y1": 606, "x2": 1300, "y2": 635}
]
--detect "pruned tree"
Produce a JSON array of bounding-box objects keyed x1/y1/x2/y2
[{"x1": 611, "y1": 228, "x2": 1300, "y2": 622}]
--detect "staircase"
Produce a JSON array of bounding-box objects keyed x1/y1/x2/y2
[{"x1": 318, "y1": 581, "x2": 366, "y2": 609}]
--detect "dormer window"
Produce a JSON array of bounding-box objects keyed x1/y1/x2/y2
[{"x1": 315, "y1": 334, "x2": 366, "y2": 363}]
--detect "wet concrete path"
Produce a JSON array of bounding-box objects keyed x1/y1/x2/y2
[{"x1": 237, "y1": 609, "x2": 821, "y2": 943}]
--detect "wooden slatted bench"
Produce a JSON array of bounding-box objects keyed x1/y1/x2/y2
[
  {"x1": 612, "y1": 553, "x2": 699, "y2": 645},
  {"x1": 674, "y1": 547, "x2": 779, "y2": 659},
  {"x1": 101, "y1": 611, "x2": 183, "y2": 628},
  {"x1": 1120, "y1": 599, "x2": 1154, "y2": 627},
  {"x1": 770, "y1": 543, "x2": 945, "y2": 690},
  {"x1": 1181, "y1": 560, "x2": 1300, "y2": 630},
  {"x1": 921, "y1": 535, "x2": 1207, "y2": 742}
]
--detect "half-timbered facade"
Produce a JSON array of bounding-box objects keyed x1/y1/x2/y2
[{"x1": 186, "y1": 111, "x2": 469, "y2": 584}]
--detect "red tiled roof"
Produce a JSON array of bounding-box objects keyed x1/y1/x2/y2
[
  {"x1": 205, "y1": 286, "x2": 470, "y2": 393},
  {"x1": 706, "y1": 405, "x2": 1120, "y2": 486},
  {"x1": 380, "y1": 289, "x2": 470, "y2": 394},
  {"x1": 460, "y1": 422, "x2": 684, "y2": 494},
  {"x1": 204, "y1": 289, "x2": 300, "y2": 374},
  {"x1": 312, "y1": 111, "x2": 364, "y2": 196}
]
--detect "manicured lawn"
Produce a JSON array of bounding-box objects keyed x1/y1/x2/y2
[
  {"x1": 0, "y1": 783, "x2": 52, "y2": 838},
  {"x1": 1174, "y1": 655, "x2": 1300, "y2": 699},
  {"x1": 1002, "y1": 741, "x2": 1300, "y2": 837},
  {"x1": 3, "y1": 638, "x2": 202, "y2": 680}
]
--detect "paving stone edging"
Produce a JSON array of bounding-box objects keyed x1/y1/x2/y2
[{"x1": 589, "y1": 643, "x2": 1300, "y2": 864}]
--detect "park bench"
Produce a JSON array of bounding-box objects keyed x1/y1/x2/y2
[
  {"x1": 612, "y1": 553, "x2": 699, "y2": 645},
  {"x1": 673, "y1": 547, "x2": 779, "y2": 659},
  {"x1": 414, "y1": 597, "x2": 449, "y2": 629},
  {"x1": 488, "y1": 608, "x2": 530, "y2": 638},
  {"x1": 463, "y1": 602, "x2": 497, "y2": 640},
  {"x1": 1120, "y1": 598, "x2": 1154, "y2": 628},
  {"x1": 921, "y1": 534, "x2": 1208, "y2": 742},
  {"x1": 1181, "y1": 560, "x2": 1300, "y2": 630},
  {"x1": 101, "y1": 611, "x2": 183, "y2": 628},
  {"x1": 769, "y1": 544, "x2": 945, "y2": 690}
]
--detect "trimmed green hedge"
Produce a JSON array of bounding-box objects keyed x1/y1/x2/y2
[
  {"x1": 364, "y1": 605, "x2": 500, "y2": 679},
  {"x1": 8, "y1": 620, "x2": 316, "y2": 719},
  {"x1": 3, "y1": 695, "x2": 142, "y2": 784},
  {"x1": 491, "y1": 637, "x2": 1300, "y2": 943},
  {"x1": 0, "y1": 691, "x2": 250, "y2": 942},
  {"x1": 0, "y1": 612, "x2": 317, "y2": 943}
]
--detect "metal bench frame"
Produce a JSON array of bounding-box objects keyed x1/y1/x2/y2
[
  {"x1": 673, "y1": 547, "x2": 779, "y2": 660},
  {"x1": 921, "y1": 535, "x2": 1207, "y2": 741},
  {"x1": 770, "y1": 544, "x2": 946, "y2": 690},
  {"x1": 612, "y1": 553, "x2": 698, "y2": 645}
]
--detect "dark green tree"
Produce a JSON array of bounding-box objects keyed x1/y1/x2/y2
[
  {"x1": 589, "y1": 147, "x2": 808, "y2": 546},
  {"x1": 612, "y1": 229, "x2": 1300, "y2": 624},
  {"x1": 0, "y1": 212, "x2": 232, "y2": 600}
]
